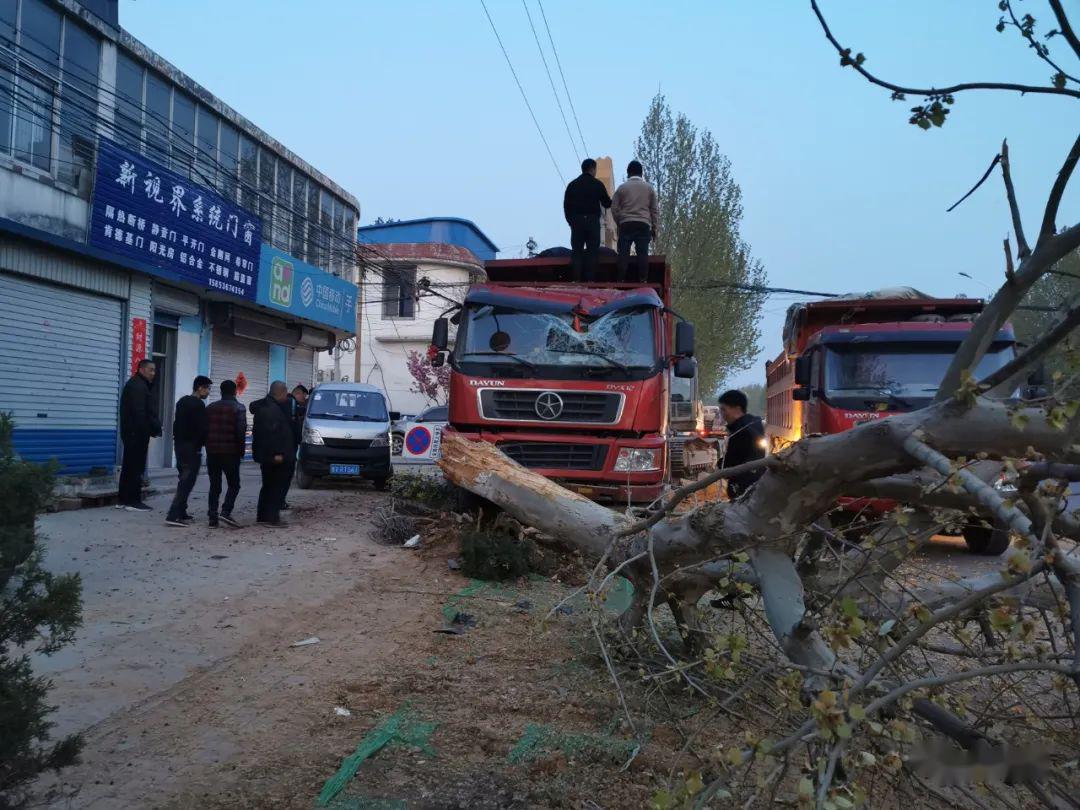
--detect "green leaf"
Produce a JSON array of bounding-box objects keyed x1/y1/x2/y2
[
  {"x1": 798, "y1": 776, "x2": 814, "y2": 798},
  {"x1": 1053, "y1": 72, "x2": 1067, "y2": 90},
  {"x1": 833, "y1": 797, "x2": 854, "y2": 809},
  {"x1": 836, "y1": 722, "x2": 853, "y2": 739},
  {"x1": 840, "y1": 597, "x2": 860, "y2": 619},
  {"x1": 916, "y1": 118, "x2": 931, "y2": 130},
  {"x1": 1010, "y1": 411, "x2": 1030, "y2": 431},
  {"x1": 849, "y1": 704, "x2": 866, "y2": 721}
]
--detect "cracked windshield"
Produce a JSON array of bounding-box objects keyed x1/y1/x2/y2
[{"x1": 461, "y1": 304, "x2": 657, "y2": 369}]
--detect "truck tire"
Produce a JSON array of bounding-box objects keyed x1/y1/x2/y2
[
  {"x1": 296, "y1": 468, "x2": 315, "y2": 490},
  {"x1": 962, "y1": 520, "x2": 1011, "y2": 556}
]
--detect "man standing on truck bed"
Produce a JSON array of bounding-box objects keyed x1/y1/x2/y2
[
  {"x1": 612, "y1": 160, "x2": 660, "y2": 283},
  {"x1": 718, "y1": 389, "x2": 766, "y2": 499},
  {"x1": 563, "y1": 158, "x2": 611, "y2": 282}
]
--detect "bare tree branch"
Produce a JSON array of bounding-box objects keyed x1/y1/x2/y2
[
  {"x1": 810, "y1": 0, "x2": 1080, "y2": 101},
  {"x1": 979, "y1": 300, "x2": 1080, "y2": 390},
  {"x1": 1039, "y1": 131, "x2": 1080, "y2": 242},
  {"x1": 1001, "y1": 0, "x2": 1079, "y2": 85},
  {"x1": 1004, "y1": 236, "x2": 1016, "y2": 281},
  {"x1": 946, "y1": 152, "x2": 1001, "y2": 213},
  {"x1": 1001, "y1": 139, "x2": 1030, "y2": 260},
  {"x1": 1048, "y1": 0, "x2": 1080, "y2": 62}
]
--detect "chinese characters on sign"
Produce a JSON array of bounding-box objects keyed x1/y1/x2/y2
[
  {"x1": 129, "y1": 317, "x2": 148, "y2": 375},
  {"x1": 90, "y1": 138, "x2": 263, "y2": 301},
  {"x1": 256, "y1": 246, "x2": 359, "y2": 333}
]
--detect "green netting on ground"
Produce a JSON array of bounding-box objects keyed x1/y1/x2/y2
[
  {"x1": 506, "y1": 722, "x2": 639, "y2": 765},
  {"x1": 324, "y1": 798, "x2": 407, "y2": 810},
  {"x1": 440, "y1": 579, "x2": 525, "y2": 622},
  {"x1": 441, "y1": 576, "x2": 633, "y2": 623},
  {"x1": 316, "y1": 704, "x2": 437, "y2": 808}
]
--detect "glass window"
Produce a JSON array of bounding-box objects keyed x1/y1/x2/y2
[
  {"x1": 382, "y1": 267, "x2": 417, "y2": 319},
  {"x1": 218, "y1": 121, "x2": 239, "y2": 201},
  {"x1": 14, "y1": 0, "x2": 61, "y2": 171},
  {"x1": 275, "y1": 160, "x2": 292, "y2": 252},
  {"x1": 258, "y1": 148, "x2": 275, "y2": 236},
  {"x1": 170, "y1": 90, "x2": 195, "y2": 177},
  {"x1": 332, "y1": 198, "x2": 345, "y2": 274},
  {"x1": 58, "y1": 18, "x2": 100, "y2": 191},
  {"x1": 238, "y1": 135, "x2": 257, "y2": 213},
  {"x1": 195, "y1": 105, "x2": 218, "y2": 187},
  {"x1": 144, "y1": 71, "x2": 170, "y2": 164},
  {"x1": 319, "y1": 189, "x2": 333, "y2": 272},
  {"x1": 307, "y1": 389, "x2": 388, "y2": 422},
  {"x1": 307, "y1": 180, "x2": 321, "y2": 266},
  {"x1": 0, "y1": 2, "x2": 18, "y2": 154},
  {"x1": 114, "y1": 52, "x2": 143, "y2": 150},
  {"x1": 291, "y1": 173, "x2": 308, "y2": 261},
  {"x1": 342, "y1": 207, "x2": 356, "y2": 280}
]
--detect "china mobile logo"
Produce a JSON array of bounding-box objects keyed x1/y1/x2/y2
[
  {"x1": 270, "y1": 256, "x2": 293, "y2": 307},
  {"x1": 301, "y1": 276, "x2": 315, "y2": 307}
]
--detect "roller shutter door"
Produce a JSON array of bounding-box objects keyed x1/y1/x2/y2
[
  {"x1": 286, "y1": 346, "x2": 315, "y2": 391},
  {"x1": 0, "y1": 272, "x2": 123, "y2": 473},
  {"x1": 209, "y1": 331, "x2": 269, "y2": 423}
]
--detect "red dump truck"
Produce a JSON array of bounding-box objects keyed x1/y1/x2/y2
[
  {"x1": 764, "y1": 289, "x2": 1020, "y2": 553},
  {"x1": 430, "y1": 254, "x2": 695, "y2": 503}
]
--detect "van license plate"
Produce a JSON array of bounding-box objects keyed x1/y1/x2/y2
[{"x1": 330, "y1": 464, "x2": 361, "y2": 475}]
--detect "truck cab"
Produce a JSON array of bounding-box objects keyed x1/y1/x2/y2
[{"x1": 433, "y1": 255, "x2": 694, "y2": 503}]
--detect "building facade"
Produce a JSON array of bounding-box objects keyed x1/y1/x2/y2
[
  {"x1": 345, "y1": 218, "x2": 497, "y2": 415},
  {"x1": 0, "y1": 0, "x2": 360, "y2": 475}
]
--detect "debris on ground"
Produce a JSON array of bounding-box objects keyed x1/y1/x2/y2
[
  {"x1": 316, "y1": 703, "x2": 437, "y2": 807},
  {"x1": 506, "y1": 722, "x2": 640, "y2": 766},
  {"x1": 290, "y1": 636, "x2": 320, "y2": 647},
  {"x1": 334, "y1": 706, "x2": 352, "y2": 717},
  {"x1": 447, "y1": 557, "x2": 460, "y2": 571},
  {"x1": 402, "y1": 535, "x2": 421, "y2": 549}
]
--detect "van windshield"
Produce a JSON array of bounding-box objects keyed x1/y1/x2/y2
[{"x1": 308, "y1": 390, "x2": 387, "y2": 422}]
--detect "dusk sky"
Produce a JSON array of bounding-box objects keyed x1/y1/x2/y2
[{"x1": 120, "y1": 0, "x2": 1080, "y2": 389}]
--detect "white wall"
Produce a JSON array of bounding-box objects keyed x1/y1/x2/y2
[{"x1": 329, "y1": 259, "x2": 474, "y2": 415}]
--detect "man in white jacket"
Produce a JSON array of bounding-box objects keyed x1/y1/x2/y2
[{"x1": 611, "y1": 160, "x2": 660, "y2": 283}]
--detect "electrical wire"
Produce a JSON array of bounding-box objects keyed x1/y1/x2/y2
[
  {"x1": 536, "y1": 0, "x2": 588, "y2": 156},
  {"x1": 521, "y1": 0, "x2": 578, "y2": 164},
  {"x1": 478, "y1": 0, "x2": 564, "y2": 185}
]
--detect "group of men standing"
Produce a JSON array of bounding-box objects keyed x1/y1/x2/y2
[
  {"x1": 116, "y1": 359, "x2": 309, "y2": 528},
  {"x1": 563, "y1": 158, "x2": 660, "y2": 283}
]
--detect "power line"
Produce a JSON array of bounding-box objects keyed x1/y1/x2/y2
[
  {"x1": 536, "y1": 0, "x2": 588, "y2": 156},
  {"x1": 478, "y1": 0, "x2": 565, "y2": 185},
  {"x1": 521, "y1": 0, "x2": 578, "y2": 164}
]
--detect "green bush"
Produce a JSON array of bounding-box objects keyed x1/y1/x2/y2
[
  {"x1": 388, "y1": 472, "x2": 454, "y2": 509},
  {"x1": 0, "y1": 413, "x2": 83, "y2": 808},
  {"x1": 459, "y1": 527, "x2": 533, "y2": 581}
]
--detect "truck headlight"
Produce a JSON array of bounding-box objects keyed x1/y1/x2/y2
[
  {"x1": 302, "y1": 425, "x2": 324, "y2": 445},
  {"x1": 370, "y1": 434, "x2": 389, "y2": 448},
  {"x1": 614, "y1": 448, "x2": 661, "y2": 472}
]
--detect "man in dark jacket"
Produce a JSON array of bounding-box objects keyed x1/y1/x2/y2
[
  {"x1": 118, "y1": 359, "x2": 161, "y2": 511},
  {"x1": 279, "y1": 384, "x2": 309, "y2": 511},
  {"x1": 165, "y1": 375, "x2": 212, "y2": 526},
  {"x1": 251, "y1": 381, "x2": 296, "y2": 527},
  {"x1": 718, "y1": 389, "x2": 766, "y2": 500},
  {"x1": 563, "y1": 158, "x2": 611, "y2": 282},
  {"x1": 204, "y1": 379, "x2": 247, "y2": 528}
]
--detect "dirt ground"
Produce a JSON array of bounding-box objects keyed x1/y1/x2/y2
[{"x1": 31, "y1": 468, "x2": 1057, "y2": 809}]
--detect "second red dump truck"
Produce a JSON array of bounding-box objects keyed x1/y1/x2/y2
[
  {"x1": 430, "y1": 254, "x2": 695, "y2": 503},
  {"x1": 765, "y1": 288, "x2": 1022, "y2": 554}
]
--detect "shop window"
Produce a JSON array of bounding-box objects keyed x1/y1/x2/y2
[
  {"x1": 170, "y1": 89, "x2": 195, "y2": 178},
  {"x1": 114, "y1": 52, "x2": 143, "y2": 150},
  {"x1": 258, "y1": 148, "x2": 275, "y2": 240},
  {"x1": 238, "y1": 134, "x2": 257, "y2": 213},
  {"x1": 0, "y1": 1, "x2": 15, "y2": 154},
  {"x1": 275, "y1": 161, "x2": 292, "y2": 252},
  {"x1": 383, "y1": 267, "x2": 416, "y2": 319},
  {"x1": 144, "y1": 71, "x2": 170, "y2": 165},
  {"x1": 319, "y1": 188, "x2": 333, "y2": 273},
  {"x1": 57, "y1": 17, "x2": 100, "y2": 193},
  {"x1": 291, "y1": 173, "x2": 308, "y2": 262},
  {"x1": 218, "y1": 121, "x2": 238, "y2": 201},
  {"x1": 14, "y1": 0, "x2": 60, "y2": 172},
  {"x1": 195, "y1": 104, "x2": 218, "y2": 188},
  {"x1": 307, "y1": 180, "x2": 321, "y2": 267}
]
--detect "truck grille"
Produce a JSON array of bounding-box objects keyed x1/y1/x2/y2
[
  {"x1": 499, "y1": 442, "x2": 608, "y2": 471},
  {"x1": 480, "y1": 389, "x2": 621, "y2": 423},
  {"x1": 322, "y1": 437, "x2": 373, "y2": 449}
]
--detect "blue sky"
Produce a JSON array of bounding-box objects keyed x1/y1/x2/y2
[{"x1": 119, "y1": 0, "x2": 1079, "y2": 389}]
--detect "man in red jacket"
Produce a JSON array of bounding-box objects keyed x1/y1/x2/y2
[{"x1": 204, "y1": 379, "x2": 247, "y2": 528}]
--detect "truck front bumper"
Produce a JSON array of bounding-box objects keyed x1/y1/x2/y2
[{"x1": 454, "y1": 428, "x2": 667, "y2": 504}]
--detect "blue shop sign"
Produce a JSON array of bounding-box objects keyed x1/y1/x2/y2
[
  {"x1": 257, "y1": 245, "x2": 358, "y2": 333},
  {"x1": 89, "y1": 138, "x2": 263, "y2": 301}
]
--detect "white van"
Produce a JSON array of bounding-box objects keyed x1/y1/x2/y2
[{"x1": 296, "y1": 383, "x2": 395, "y2": 490}]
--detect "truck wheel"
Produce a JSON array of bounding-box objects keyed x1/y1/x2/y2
[
  {"x1": 962, "y1": 521, "x2": 1011, "y2": 555},
  {"x1": 296, "y1": 468, "x2": 315, "y2": 490}
]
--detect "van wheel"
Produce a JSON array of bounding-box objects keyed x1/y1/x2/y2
[
  {"x1": 962, "y1": 520, "x2": 1011, "y2": 555},
  {"x1": 391, "y1": 432, "x2": 404, "y2": 456},
  {"x1": 372, "y1": 477, "x2": 389, "y2": 491},
  {"x1": 296, "y1": 469, "x2": 315, "y2": 490}
]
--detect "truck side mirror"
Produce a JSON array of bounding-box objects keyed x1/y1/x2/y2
[
  {"x1": 432, "y1": 317, "x2": 449, "y2": 350},
  {"x1": 794, "y1": 355, "x2": 812, "y2": 386},
  {"x1": 430, "y1": 352, "x2": 445, "y2": 368},
  {"x1": 674, "y1": 356, "x2": 695, "y2": 379},
  {"x1": 792, "y1": 387, "x2": 811, "y2": 402},
  {"x1": 675, "y1": 322, "x2": 695, "y2": 357}
]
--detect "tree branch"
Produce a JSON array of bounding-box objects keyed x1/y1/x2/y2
[
  {"x1": 1039, "y1": 131, "x2": 1080, "y2": 242},
  {"x1": 810, "y1": 0, "x2": 1080, "y2": 101},
  {"x1": 979, "y1": 300, "x2": 1080, "y2": 390},
  {"x1": 1000, "y1": 139, "x2": 1030, "y2": 260},
  {"x1": 1001, "y1": 0, "x2": 1079, "y2": 85},
  {"x1": 1048, "y1": 0, "x2": 1080, "y2": 62}
]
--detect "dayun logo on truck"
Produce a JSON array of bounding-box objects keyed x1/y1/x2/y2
[{"x1": 468, "y1": 380, "x2": 506, "y2": 387}]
